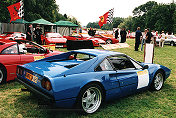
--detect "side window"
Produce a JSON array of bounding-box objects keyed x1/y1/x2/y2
[
  {"x1": 108, "y1": 56, "x2": 135, "y2": 70},
  {"x1": 95, "y1": 58, "x2": 113, "y2": 71},
  {"x1": 1, "y1": 44, "x2": 18, "y2": 54}
]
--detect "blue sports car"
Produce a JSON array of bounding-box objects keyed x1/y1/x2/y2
[{"x1": 16, "y1": 49, "x2": 171, "y2": 114}]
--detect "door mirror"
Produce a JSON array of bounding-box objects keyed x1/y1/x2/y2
[{"x1": 142, "y1": 65, "x2": 149, "y2": 70}]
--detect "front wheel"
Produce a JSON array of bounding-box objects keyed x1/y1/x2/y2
[
  {"x1": 106, "y1": 39, "x2": 112, "y2": 44},
  {"x1": 77, "y1": 84, "x2": 103, "y2": 114},
  {"x1": 150, "y1": 71, "x2": 164, "y2": 91},
  {"x1": 0, "y1": 67, "x2": 6, "y2": 84}
]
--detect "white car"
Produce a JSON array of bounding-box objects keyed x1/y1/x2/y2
[{"x1": 156, "y1": 35, "x2": 176, "y2": 46}]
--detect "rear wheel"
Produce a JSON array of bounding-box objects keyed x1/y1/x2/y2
[
  {"x1": 0, "y1": 67, "x2": 6, "y2": 84},
  {"x1": 106, "y1": 39, "x2": 112, "y2": 44},
  {"x1": 77, "y1": 84, "x2": 103, "y2": 114},
  {"x1": 150, "y1": 71, "x2": 164, "y2": 91}
]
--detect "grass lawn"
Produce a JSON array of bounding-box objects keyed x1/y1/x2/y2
[{"x1": 0, "y1": 39, "x2": 175, "y2": 118}]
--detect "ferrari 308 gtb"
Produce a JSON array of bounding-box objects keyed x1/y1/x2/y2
[{"x1": 16, "y1": 49, "x2": 171, "y2": 114}]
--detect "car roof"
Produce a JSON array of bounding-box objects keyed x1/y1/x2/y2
[{"x1": 73, "y1": 49, "x2": 123, "y2": 57}]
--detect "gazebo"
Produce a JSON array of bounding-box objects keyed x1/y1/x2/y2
[
  {"x1": 54, "y1": 20, "x2": 78, "y2": 36},
  {"x1": 30, "y1": 19, "x2": 56, "y2": 33}
]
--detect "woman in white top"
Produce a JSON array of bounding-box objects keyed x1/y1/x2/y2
[{"x1": 159, "y1": 31, "x2": 165, "y2": 47}]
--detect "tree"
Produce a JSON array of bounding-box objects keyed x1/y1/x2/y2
[{"x1": 0, "y1": 0, "x2": 67, "y2": 23}]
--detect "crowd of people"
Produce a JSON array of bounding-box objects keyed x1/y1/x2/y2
[
  {"x1": 26, "y1": 24, "x2": 43, "y2": 45},
  {"x1": 135, "y1": 27, "x2": 170, "y2": 51}
]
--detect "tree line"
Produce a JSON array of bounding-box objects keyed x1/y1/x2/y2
[
  {"x1": 87, "y1": 1, "x2": 176, "y2": 33},
  {"x1": 0, "y1": 0, "x2": 81, "y2": 27}
]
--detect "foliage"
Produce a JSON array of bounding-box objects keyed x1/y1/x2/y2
[
  {"x1": 0, "y1": 0, "x2": 68, "y2": 23},
  {"x1": 86, "y1": 17, "x2": 124, "y2": 30},
  {"x1": 0, "y1": 0, "x2": 16, "y2": 23}
]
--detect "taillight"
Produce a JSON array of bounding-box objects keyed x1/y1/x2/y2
[{"x1": 41, "y1": 79, "x2": 52, "y2": 91}]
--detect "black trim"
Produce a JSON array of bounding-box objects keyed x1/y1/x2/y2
[{"x1": 16, "y1": 76, "x2": 54, "y2": 101}]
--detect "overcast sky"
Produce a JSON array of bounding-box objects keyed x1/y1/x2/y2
[{"x1": 56, "y1": 0, "x2": 173, "y2": 26}]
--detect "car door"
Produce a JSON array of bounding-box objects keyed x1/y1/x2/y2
[
  {"x1": 0, "y1": 44, "x2": 21, "y2": 80},
  {"x1": 108, "y1": 55, "x2": 149, "y2": 97},
  {"x1": 95, "y1": 58, "x2": 121, "y2": 99}
]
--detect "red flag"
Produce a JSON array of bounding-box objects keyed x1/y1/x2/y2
[
  {"x1": 98, "y1": 12, "x2": 109, "y2": 28},
  {"x1": 7, "y1": 2, "x2": 21, "y2": 22}
]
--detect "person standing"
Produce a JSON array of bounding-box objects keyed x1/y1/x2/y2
[
  {"x1": 159, "y1": 31, "x2": 165, "y2": 47},
  {"x1": 141, "y1": 29, "x2": 147, "y2": 51},
  {"x1": 135, "y1": 27, "x2": 142, "y2": 51},
  {"x1": 26, "y1": 24, "x2": 32, "y2": 41},
  {"x1": 120, "y1": 28, "x2": 127, "y2": 43},
  {"x1": 115, "y1": 29, "x2": 119, "y2": 39},
  {"x1": 146, "y1": 28, "x2": 153, "y2": 43},
  {"x1": 34, "y1": 25, "x2": 42, "y2": 45}
]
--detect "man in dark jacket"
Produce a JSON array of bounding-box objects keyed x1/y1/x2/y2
[
  {"x1": 34, "y1": 26, "x2": 42, "y2": 45},
  {"x1": 135, "y1": 27, "x2": 142, "y2": 51},
  {"x1": 26, "y1": 24, "x2": 32, "y2": 41},
  {"x1": 120, "y1": 28, "x2": 127, "y2": 43},
  {"x1": 146, "y1": 28, "x2": 153, "y2": 43}
]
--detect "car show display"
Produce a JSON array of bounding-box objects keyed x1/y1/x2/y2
[
  {"x1": 0, "y1": 39, "x2": 62, "y2": 84},
  {"x1": 94, "y1": 34, "x2": 119, "y2": 44},
  {"x1": 16, "y1": 49, "x2": 170, "y2": 114},
  {"x1": 41, "y1": 33, "x2": 67, "y2": 47},
  {"x1": 156, "y1": 35, "x2": 176, "y2": 46},
  {"x1": 64, "y1": 34, "x2": 106, "y2": 47},
  {"x1": 0, "y1": 32, "x2": 26, "y2": 40}
]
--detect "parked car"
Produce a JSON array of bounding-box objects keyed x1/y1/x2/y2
[
  {"x1": 0, "y1": 39, "x2": 62, "y2": 84},
  {"x1": 156, "y1": 35, "x2": 176, "y2": 46},
  {"x1": 16, "y1": 49, "x2": 170, "y2": 114},
  {"x1": 0, "y1": 32, "x2": 26, "y2": 40},
  {"x1": 64, "y1": 34, "x2": 105, "y2": 46},
  {"x1": 94, "y1": 34, "x2": 119, "y2": 44},
  {"x1": 41, "y1": 33, "x2": 67, "y2": 47}
]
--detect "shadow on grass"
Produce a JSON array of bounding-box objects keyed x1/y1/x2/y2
[{"x1": 12, "y1": 83, "x2": 174, "y2": 118}]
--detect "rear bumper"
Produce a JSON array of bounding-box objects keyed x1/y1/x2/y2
[
  {"x1": 16, "y1": 76, "x2": 54, "y2": 101},
  {"x1": 16, "y1": 76, "x2": 76, "y2": 108}
]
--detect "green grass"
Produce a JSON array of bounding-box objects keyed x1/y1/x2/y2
[{"x1": 0, "y1": 39, "x2": 176, "y2": 118}]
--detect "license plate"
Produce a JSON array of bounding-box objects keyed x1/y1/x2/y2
[
  {"x1": 25, "y1": 72, "x2": 38, "y2": 83},
  {"x1": 56, "y1": 45, "x2": 63, "y2": 47}
]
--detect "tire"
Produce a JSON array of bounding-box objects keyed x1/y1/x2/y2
[
  {"x1": 106, "y1": 39, "x2": 112, "y2": 44},
  {"x1": 77, "y1": 84, "x2": 103, "y2": 114},
  {"x1": 150, "y1": 71, "x2": 164, "y2": 91},
  {"x1": 0, "y1": 67, "x2": 7, "y2": 84},
  {"x1": 170, "y1": 41, "x2": 174, "y2": 46}
]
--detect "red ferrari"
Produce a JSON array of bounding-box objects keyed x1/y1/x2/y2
[
  {"x1": 0, "y1": 32, "x2": 26, "y2": 40},
  {"x1": 41, "y1": 33, "x2": 67, "y2": 47},
  {"x1": 64, "y1": 34, "x2": 106, "y2": 46},
  {"x1": 0, "y1": 39, "x2": 62, "y2": 84},
  {"x1": 94, "y1": 34, "x2": 119, "y2": 44}
]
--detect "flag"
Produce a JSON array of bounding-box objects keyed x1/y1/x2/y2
[
  {"x1": 7, "y1": 0, "x2": 24, "y2": 22},
  {"x1": 98, "y1": 8, "x2": 114, "y2": 28}
]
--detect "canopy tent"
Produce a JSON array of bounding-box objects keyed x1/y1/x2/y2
[
  {"x1": 54, "y1": 21, "x2": 78, "y2": 36},
  {"x1": 11, "y1": 19, "x2": 30, "y2": 24},
  {"x1": 54, "y1": 21, "x2": 78, "y2": 27},
  {"x1": 31, "y1": 19, "x2": 55, "y2": 25}
]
